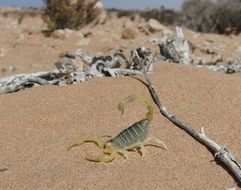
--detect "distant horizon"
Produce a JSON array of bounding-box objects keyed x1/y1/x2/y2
[{"x1": 0, "y1": 0, "x2": 184, "y2": 10}]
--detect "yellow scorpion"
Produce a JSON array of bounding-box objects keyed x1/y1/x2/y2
[{"x1": 68, "y1": 94, "x2": 167, "y2": 163}]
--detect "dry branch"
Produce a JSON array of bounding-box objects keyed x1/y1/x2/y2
[
  {"x1": 152, "y1": 27, "x2": 190, "y2": 65},
  {"x1": 0, "y1": 31, "x2": 240, "y2": 95},
  {"x1": 152, "y1": 27, "x2": 241, "y2": 75},
  {"x1": 135, "y1": 50, "x2": 241, "y2": 184},
  {"x1": 197, "y1": 57, "x2": 241, "y2": 74},
  {"x1": 0, "y1": 48, "x2": 154, "y2": 94}
]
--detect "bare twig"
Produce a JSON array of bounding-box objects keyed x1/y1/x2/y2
[
  {"x1": 225, "y1": 57, "x2": 241, "y2": 74},
  {"x1": 191, "y1": 54, "x2": 223, "y2": 65},
  {"x1": 105, "y1": 68, "x2": 143, "y2": 77},
  {"x1": 0, "y1": 73, "x2": 50, "y2": 94},
  {"x1": 197, "y1": 64, "x2": 241, "y2": 74},
  {"x1": 135, "y1": 51, "x2": 241, "y2": 184},
  {"x1": 196, "y1": 56, "x2": 241, "y2": 74}
]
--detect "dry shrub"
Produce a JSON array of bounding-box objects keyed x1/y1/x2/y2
[
  {"x1": 181, "y1": 0, "x2": 241, "y2": 34},
  {"x1": 42, "y1": 0, "x2": 98, "y2": 31},
  {"x1": 211, "y1": 0, "x2": 241, "y2": 34},
  {"x1": 137, "y1": 0, "x2": 240, "y2": 34}
]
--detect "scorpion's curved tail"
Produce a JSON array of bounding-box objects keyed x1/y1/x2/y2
[{"x1": 118, "y1": 94, "x2": 154, "y2": 123}]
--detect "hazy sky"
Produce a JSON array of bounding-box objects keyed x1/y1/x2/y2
[{"x1": 0, "y1": 0, "x2": 185, "y2": 10}]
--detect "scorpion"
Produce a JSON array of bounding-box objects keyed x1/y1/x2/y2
[{"x1": 67, "y1": 94, "x2": 167, "y2": 163}]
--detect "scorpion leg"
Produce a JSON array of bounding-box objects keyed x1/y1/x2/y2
[
  {"x1": 144, "y1": 136, "x2": 168, "y2": 150},
  {"x1": 117, "y1": 149, "x2": 129, "y2": 164},
  {"x1": 140, "y1": 143, "x2": 147, "y2": 160},
  {"x1": 67, "y1": 136, "x2": 104, "y2": 151},
  {"x1": 124, "y1": 141, "x2": 147, "y2": 161},
  {"x1": 130, "y1": 137, "x2": 167, "y2": 161},
  {"x1": 86, "y1": 147, "x2": 117, "y2": 163}
]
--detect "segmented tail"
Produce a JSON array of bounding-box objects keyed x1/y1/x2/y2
[{"x1": 118, "y1": 94, "x2": 154, "y2": 123}]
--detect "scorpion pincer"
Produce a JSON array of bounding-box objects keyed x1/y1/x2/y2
[{"x1": 67, "y1": 94, "x2": 167, "y2": 164}]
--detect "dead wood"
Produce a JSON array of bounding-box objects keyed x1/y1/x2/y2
[
  {"x1": 135, "y1": 50, "x2": 241, "y2": 184},
  {"x1": 152, "y1": 27, "x2": 190, "y2": 65},
  {"x1": 0, "y1": 47, "x2": 154, "y2": 94},
  {"x1": 197, "y1": 57, "x2": 241, "y2": 74}
]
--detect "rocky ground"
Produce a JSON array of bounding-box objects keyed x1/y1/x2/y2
[
  {"x1": 0, "y1": 7, "x2": 240, "y2": 77},
  {"x1": 0, "y1": 7, "x2": 241, "y2": 190}
]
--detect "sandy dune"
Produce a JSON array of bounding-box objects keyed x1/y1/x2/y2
[{"x1": 1, "y1": 63, "x2": 241, "y2": 189}]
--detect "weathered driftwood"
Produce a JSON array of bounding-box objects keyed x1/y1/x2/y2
[
  {"x1": 135, "y1": 50, "x2": 241, "y2": 184},
  {"x1": 65, "y1": 49, "x2": 92, "y2": 65},
  {"x1": 0, "y1": 47, "x2": 154, "y2": 94},
  {"x1": 197, "y1": 57, "x2": 241, "y2": 74},
  {"x1": 0, "y1": 72, "x2": 51, "y2": 94},
  {"x1": 0, "y1": 34, "x2": 240, "y2": 95},
  {"x1": 151, "y1": 27, "x2": 241, "y2": 75},
  {"x1": 191, "y1": 54, "x2": 223, "y2": 65},
  {"x1": 152, "y1": 26, "x2": 190, "y2": 65},
  {"x1": 129, "y1": 47, "x2": 154, "y2": 72}
]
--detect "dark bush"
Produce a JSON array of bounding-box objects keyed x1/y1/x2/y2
[
  {"x1": 181, "y1": 0, "x2": 214, "y2": 32},
  {"x1": 181, "y1": 0, "x2": 241, "y2": 34},
  {"x1": 42, "y1": 0, "x2": 98, "y2": 31},
  {"x1": 210, "y1": 0, "x2": 241, "y2": 34}
]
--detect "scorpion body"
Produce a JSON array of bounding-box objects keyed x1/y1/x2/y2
[
  {"x1": 68, "y1": 94, "x2": 167, "y2": 163},
  {"x1": 107, "y1": 119, "x2": 149, "y2": 149}
]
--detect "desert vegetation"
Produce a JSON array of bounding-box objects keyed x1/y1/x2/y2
[
  {"x1": 114, "y1": 0, "x2": 241, "y2": 34},
  {"x1": 180, "y1": 0, "x2": 241, "y2": 34},
  {"x1": 42, "y1": 0, "x2": 98, "y2": 31},
  {"x1": 1, "y1": 0, "x2": 240, "y2": 34}
]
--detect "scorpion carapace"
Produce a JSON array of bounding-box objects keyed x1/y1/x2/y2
[{"x1": 68, "y1": 94, "x2": 167, "y2": 164}]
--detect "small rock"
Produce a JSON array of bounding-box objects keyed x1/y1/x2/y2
[
  {"x1": 77, "y1": 38, "x2": 90, "y2": 46},
  {"x1": 9, "y1": 65, "x2": 17, "y2": 72},
  {"x1": 147, "y1": 18, "x2": 173, "y2": 35},
  {"x1": 52, "y1": 29, "x2": 71, "y2": 40},
  {"x1": 76, "y1": 31, "x2": 84, "y2": 37},
  {"x1": 16, "y1": 34, "x2": 25, "y2": 43},
  {"x1": 122, "y1": 27, "x2": 138, "y2": 39},
  {"x1": 52, "y1": 29, "x2": 65, "y2": 39},
  {"x1": 236, "y1": 46, "x2": 241, "y2": 52},
  {"x1": 64, "y1": 28, "x2": 73, "y2": 35},
  {"x1": 92, "y1": 1, "x2": 107, "y2": 25},
  {"x1": 0, "y1": 48, "x2": 8, "y2": 57},
  {"x1": 94, "y1": 1, "x2": 104, "y2": 10}
]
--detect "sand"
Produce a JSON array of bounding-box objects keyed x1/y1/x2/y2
[{"x1": 1, "y1": 63, "x2": 241, "y2": 189}]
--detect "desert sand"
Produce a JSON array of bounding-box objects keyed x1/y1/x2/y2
[{"x1": 0, "y1": 7, "x2": 241, "y2": 189}]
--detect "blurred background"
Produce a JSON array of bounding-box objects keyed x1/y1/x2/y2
[
  {"x1": 0, "y1": 0, "x2": 184, "y2": 10},
  {"x1": 0, "y1": 0, "x2": 240, "y2": 34},
  {"x1": 0, "y1": 0, "x2": 240, "y2": 81}
]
